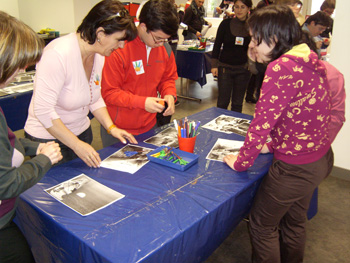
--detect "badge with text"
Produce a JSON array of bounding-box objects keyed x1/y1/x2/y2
[
  {"x1": 235, "y1": 37, "x2": 244, "y2": 46},
  {"x1": 132, "y1": 60, "x2": 145, "y2": 75}
]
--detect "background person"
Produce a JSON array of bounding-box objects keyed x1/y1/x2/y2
[
  {"x1": 223, "y1": 6, "x2": 336, "y2": 262},
  {"x1": 320, "y1": 0, "x2": 336, "y2": 49},
  {"x1": 301, "y1": 11, "x2": 332, "y2": 53},
  {"x1": 275, "y1": 0, "x2": 304, "y2": 25},
  {"x1": 101, "y1": 0, "x2": 178, "y2": 147},
  {"x1": 211, "y1": 0, "x2": 252, "y2": 113},
  {"x1": 245, "y1": 0, "x2": 274, "y2": 104},
  {"x1": 182, "y1": 0, "x2": 212, "y2": 40},
  {"x1": 0, "y1": 11, "x2": 62, "y2": 263},
  {"x1": 24, "y1": 0, "x2": 137, "y2": 168},
  {"x1": 256, "y1": 0, "x2": 274, "y2": 8},
  {"x1": 216, "y1": 0, "x2": 235, "y2": 19}
]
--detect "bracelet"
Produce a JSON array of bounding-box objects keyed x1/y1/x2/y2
[{"x1": 107, "y1": 124, "x2": 117, "y2": 134}]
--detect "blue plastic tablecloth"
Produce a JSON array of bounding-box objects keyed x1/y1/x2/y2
[{"x1": 15, "y1": 107, "x2": 275, "y2": 263}]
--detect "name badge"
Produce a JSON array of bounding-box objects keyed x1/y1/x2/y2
[
  {"x1": 235, "y1": 37, "x2": 244, "y2": 46},
  {"x1": 93, "y1": 74, "x2": 100, "y2": 87},
  {"x1": 132, "y1": 60, "x2": 145, "y2": 75}
]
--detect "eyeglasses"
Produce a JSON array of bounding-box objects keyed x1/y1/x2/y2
[
  {"x1": 149, "y1": 31, "x2": 168, "y2": 44},
  {"x1": 102, "y1": 9, "x2": 129, "y2": 23}
]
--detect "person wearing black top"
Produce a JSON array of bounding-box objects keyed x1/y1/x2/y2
[
  {"x1": 245, "y1": 0, "x2": 274, "y2": 104},
  {"x1": 182, "y1": 0, "x2": 212, "y2": 40},
  {"x1": 211, "y1": 0, "x2": 252, "y2": 112}
]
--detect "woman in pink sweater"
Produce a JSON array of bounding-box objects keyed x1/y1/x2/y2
[
  {"x1": 224, "y1": 5, "x2": 337, "y2": 262},
  {"x1": 24, "y1": 0, "x2": 137, "y2": 168}
]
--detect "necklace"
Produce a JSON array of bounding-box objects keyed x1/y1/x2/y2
[{"x1": 77, "y1": 35, "x2": 95, "y2": 105}]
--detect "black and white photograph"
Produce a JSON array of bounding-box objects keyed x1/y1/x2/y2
[
  {"x1": 100, "y1": 144, "x2": 154, "y2": 174},
  {"x1": 206, "y1": 138, "x2": 244, "y2": 162},
  {"x1": 144, "y1": 127, "x2": 179, "y2": 148},
  {"x1": 45, "y1": 174, "x2": 125, "y2": 216},
  {"x1": 202, "y1": 115, "x2": 251, "y2": 136}
]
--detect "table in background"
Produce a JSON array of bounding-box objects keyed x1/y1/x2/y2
[
  {"x1": 175, "y1": 46, "x2": 212, "y2": 102},
  {"x1": 0, "y1": 90, "x2": 33, "y2": 131},
  {"x1": 0, "y1": 71, "x2": 35, "y2": 131},
  {"x1": 15, "y1": 107, "x2": 316, "y2": 263}
]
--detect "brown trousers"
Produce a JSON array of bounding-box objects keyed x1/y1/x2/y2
[{"x1": 249, "y1": 148, "x2": 334, "y2": 263}]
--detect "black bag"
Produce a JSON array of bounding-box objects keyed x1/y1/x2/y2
[
  {"x1": 156, "y1": 42, "x2": 173, "y2": 127},
  {"x1": 156, "y1": 101, "x2": 171, "y2": 126}
]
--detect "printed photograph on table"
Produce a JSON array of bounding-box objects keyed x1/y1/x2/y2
[
  {"x1": 206, "y1": 138, "x2": 244, "y2": 162},
  {"x1": 101, "y1": 144, "x2": 154, "y2": 174},
  {"x1": 45, "y1": 174, "x2": 125, "y2": 216},
  {"x1": 202, "y1": 114, "x2": 251, "y2": 136},
  {"x1": 144, "y1": 127, "x2": 178, "y2": 148}
]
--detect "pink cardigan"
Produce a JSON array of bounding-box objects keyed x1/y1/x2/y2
[{"x1": 25, "y1": 33, "x2": 106, "y2": 139}]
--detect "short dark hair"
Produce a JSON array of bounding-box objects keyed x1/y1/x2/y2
[
  {"x1": 233, "y1": 0, "x2": 253, "y2": 8},
  {"x1": 77, "y1": 0, "x2": 136, "y2": 45},
  {"x1": 139, "y1": 0, "x2": 179, "y2": 36},
  {"x1": 247, "y1": 5, "x2": 301, "y2": 62},
  {"x1": 305, "y1": 11, "x2": 332, "y2": 27},
  {"x1": 320, "y1": 0, "x2": 335, "y2": 11}
]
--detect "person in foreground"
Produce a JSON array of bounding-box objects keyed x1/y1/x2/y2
[
  {"x1": 211, "y1": 0, "x2": 252, "y2": 113},
  {"x1": 223, "y1": 5, "x2": 341, "y2": 262},
  {"x1": 101, "y1": 0, "x2": 178, "y2": 147},
  {"x1": 24, "y1": 0, "x2": 137, "y2": 168},
  {"x1": 0, "y1": 11, "x2": 62, "y2": 263}
]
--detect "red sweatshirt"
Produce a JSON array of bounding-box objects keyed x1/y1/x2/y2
[{"x1": 102, "y1": 36, "x2": 177, "y2": 135}]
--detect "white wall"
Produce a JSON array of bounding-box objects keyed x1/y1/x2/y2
[
  {"x1": 0, "y1": 0, "x2": 19, "y2": 18},
  {"x1": 328, "y1": 1, "x2": 350, "y2": 171},
  {"x1": 17, "y1": 0, "x2": 75, "y2": 34},
  {"x1": 73, "y1": 0, "x2": 101, "y2": 30}
]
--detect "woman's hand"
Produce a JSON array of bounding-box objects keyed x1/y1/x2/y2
[
  {"x1": 37, "y1": 141, "x2": 63, "y2": 165},
  {"x1": 260, "y1": 143, "x2": 270, "y2": 154},
  {"x1": 223, "y1": 154, "x2": 238, "y2": 171},
  {"x1": 110, "y1": 128, "x2": 138, "y2": 144},
  {"x1": 211, "y1": 68, "x2": 218, "y2": 77},
  {"x1": 316, "y1": 40, "x2": 323, "y2": 49},
  {"x1": 73, "y1": 140, "x2": 101, "y2": 168}
]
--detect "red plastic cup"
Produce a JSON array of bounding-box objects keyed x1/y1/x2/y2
[
  {"x1": 178, "y1": 136, "x2": 197, "y2": 153},
  {"x1": 200, "y1": 38, "x2": 207, "y2": 48}
]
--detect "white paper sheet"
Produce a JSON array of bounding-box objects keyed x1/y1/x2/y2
[
  {"x1": 45, "y1": 174, "x2": 125, "y2": 216},
  {"x1": 202, "y1": 114, "x2": 251, "y2": 136},
  {"x1": 100, "y1": 144, "x2": 154, "y2": 174},
  {"x1": 206, "y1": 138, "x2": 244, "y2": 162},
  {"x1": 143, "y1": 127, "x2": 178, "y2": 148}
]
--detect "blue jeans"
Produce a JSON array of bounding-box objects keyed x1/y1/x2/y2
[
  {"x1": 217, "y1": 66, "x2": 250, "y2": 113},
  {"x1": 25, "y1": 126, "x2": 93, "y2": 165}
]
